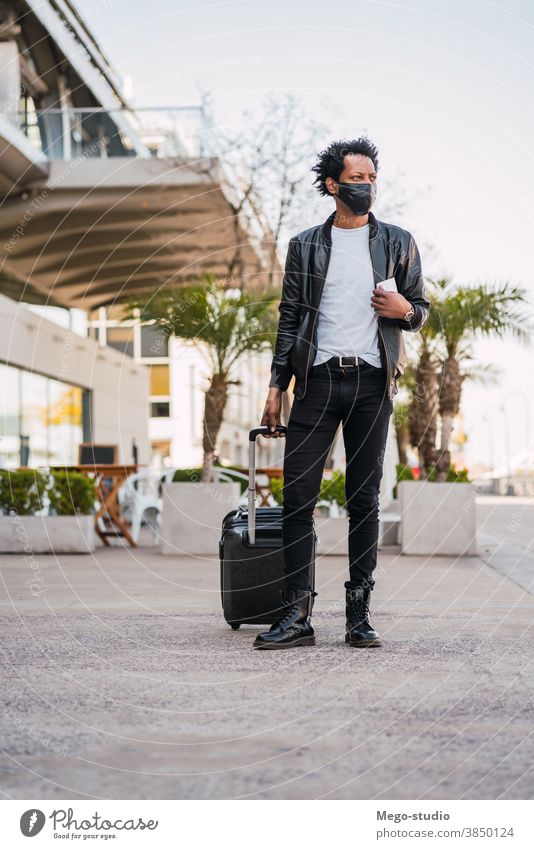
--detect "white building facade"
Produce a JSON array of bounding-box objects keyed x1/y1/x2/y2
[
  {"x1": 86, "y1": 306, "x2": 282, "y2": 472},
  {"x1": 0, "y1": 294, "x2": 150, "y2": 468}
]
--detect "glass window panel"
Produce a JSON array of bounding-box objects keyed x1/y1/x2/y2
[
  {"x1": 149, "y1": 365, "x2": 170, "y2": 397},
  {"x1": 48, "y1": 381, "x2": 83, "y2": 466},
  {"x1": 150, "y1": 401, "x2": 170, "y2": 418},
  {"x1": 0, "y1": 365, "x2": 85, "y2": 468},
  {"x1": 21, "y1": 371, "x2": 48, "y2": 466},
  {"x1": 141, "y1": 324, "x2": 168, "y2": 359},
  {"x1": 106, "y1": 326, "x2": 134, "y2": 357},
  {"x1": 0, "y1": 364, "x2": 21, "y2": 468}
]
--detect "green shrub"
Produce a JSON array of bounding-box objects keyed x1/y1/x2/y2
[
  {"x1": 171, "y1": 468, "x2": 203, "y2": 483},
  {"x1": 319, "y1": 471, "x2": 346, "y2": 508},
  {"x1": 426, "y1": 464, "x2": 471, "y2": 483},
  {"x1": 270, "y1": 462, "x2": 470, "y2": 509},
  {"x1": 270, "y1": 477, "x2": 283, "y2": 505},
  {"x1": 48, "y1": 471, "x2": 95, "y2": 515},
  {"x1": 396, "y1": 463, "x2": 415, "y2": 482},
  {"x1": 0, "y1": 469, "x2": 48, "y2": 515},
  {"x1": 171, "y1": 466, "x2": 249, "y2": 493},
  {"x1": 394, "y1": 463, "x2": 415, "y2": 498},
  {"x1": 446, "y1": 465, "x2": 470, "y2": 483},
  {"x1": 270, "y1": 471, "x2": 347, "y2": 508}
]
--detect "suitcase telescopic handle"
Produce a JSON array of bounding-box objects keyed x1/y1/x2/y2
[{"x1": 247, "y1": 424, "x2": 287, "y2": 543}]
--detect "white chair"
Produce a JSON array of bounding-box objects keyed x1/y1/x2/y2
[
  {"x1": 213, "y1": 466, "x2": 250, "y2": 505},
  {"x1": 161, "y1": 465, "x2": 250, "y2": 506},
  {"x1": 159, "y1": 467, "x2": 179, "y2": 485},
  {"x1": 117, "y1": 470, "x2": 163, "y2": 544}
]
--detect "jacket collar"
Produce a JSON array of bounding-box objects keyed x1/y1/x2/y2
[{"x1": 322, "y1": 209, "x2": 379, "y2": 244}]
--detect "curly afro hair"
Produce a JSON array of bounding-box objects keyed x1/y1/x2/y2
[{"x1": 311, "y1": 136, "x2": 379, "y2": 197}]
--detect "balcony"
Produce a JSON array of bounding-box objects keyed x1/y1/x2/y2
[
  {"x1": 0, "y1": 106, "x2": 276, "y2": 309},
  {"x1": 16, "y1": 105, "x2": 211, "y2": 161}
]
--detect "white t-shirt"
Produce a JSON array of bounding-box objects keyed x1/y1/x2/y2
[{"x1": 312, "y1": 222, "x2": 382, "y2": 368}]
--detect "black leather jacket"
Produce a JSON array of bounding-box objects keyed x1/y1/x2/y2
[{"x1": 269, "y1": 210, "x2": 430, "y2": 401}]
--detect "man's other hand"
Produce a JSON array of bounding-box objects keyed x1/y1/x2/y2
[
  {"x1": 371, "y1": 288, "x2": 412, "y2": 319},
  {"x1": 260, "y1": 387, "x2": 285, "y2": 437}
]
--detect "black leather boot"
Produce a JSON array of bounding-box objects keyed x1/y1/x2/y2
[
  {"x1": 253, "y1": 587, "x2": 317, "y2": 650},
  {"x1": 344, "y1": 583, "x2": 381, "y2": 647}
]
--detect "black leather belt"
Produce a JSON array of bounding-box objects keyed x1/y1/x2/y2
[{"x1": 326, "y1": 355, "x2": 366, "y2": 368}]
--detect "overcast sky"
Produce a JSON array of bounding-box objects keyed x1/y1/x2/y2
[{"x1": 86, "y1": 0, "x2": 534, "y2": 471}]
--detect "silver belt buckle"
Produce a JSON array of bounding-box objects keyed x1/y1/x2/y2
[{"x1": 339, "y1": 355, "x2": 356, "y2": 368}]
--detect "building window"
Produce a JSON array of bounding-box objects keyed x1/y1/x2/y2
[
  {"x1": 150, "y1": 401, "x2": 170, "y2": 418},
  {"x1": 106, "y1": 326, "x2": 135, "y2": 357},
  {"x1": 151, "y1": 440, "x2": 171, "y2": 466},
  {"x1": 140, "y1": 324, "x2": 169, "y2": 359},
  {"x1": 0, "y1": 362, "x2": 86, "y2": 468},
  {"x1": 47, "y1": 380, "x2": 84, "y2": 466},
  {"x1": 0, "y1": 364, "x2": 21, "y2": 468},
  {"x1": 85, "y1": 313, "x2": 170, "y2": 363},
  {"x1": 219, "y1": 440, "x2": 231, "y2": 464},
  {"x1": 21, "y1": 371, "x2": 48, "y2": 467},
  {"x1": 149, "y1": 365, "x2": 170, "y2": 396}
]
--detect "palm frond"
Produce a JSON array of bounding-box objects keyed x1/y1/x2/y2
[
  {"x1": 424, "y1": 279, "x2": 532, "y2": 353},
  {"x1": 125, "y1": 274, "x2": 279, "y2": 375},
  {"x1": 461, "y1": 361, "x2": 501, "y2": 385}
]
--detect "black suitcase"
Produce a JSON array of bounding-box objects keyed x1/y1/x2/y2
[{"x1": 219, "y1": 424, "x2": 316, "y2": 629}]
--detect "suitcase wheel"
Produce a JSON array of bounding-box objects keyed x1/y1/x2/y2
[{"x1": 230, "y1": 623, "x2": 241, "y2": 630}]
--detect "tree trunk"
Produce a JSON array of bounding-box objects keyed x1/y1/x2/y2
[
  {"x1": 202, "y1": 374, "x2": 229, "y2": 482},
  {"x1": 396, "y1": 419, "x2": 410, "y2": 467},
  {"x1": 393, "y1": 402, "x2": 410, "y2": 466},
  {"x1": 408, "y1": 348, "x2": 438, "y2": 479},
  {"x1": 436, "y1": 356, "x2": 462, "y2": 481},
  {"x1": 420, "y1": 421, "x2": 438, "y2": 479},
  {"x1": 436, "y1": 414, "x2": 454, "y2": 481}
]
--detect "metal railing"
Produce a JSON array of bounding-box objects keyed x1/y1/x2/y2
[{"x1": 16, "y1": 105, "x2": 212, "y2": 161}]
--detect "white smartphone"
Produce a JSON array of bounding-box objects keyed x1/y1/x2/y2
[{"x1": 378, "y1": 277, "x2": 398, "y2": 293}]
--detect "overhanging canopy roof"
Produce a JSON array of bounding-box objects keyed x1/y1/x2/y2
[{"x1": 0, "y1": 156, "x2": 275, "y2": 310}]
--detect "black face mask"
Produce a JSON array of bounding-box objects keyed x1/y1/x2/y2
[{"x1": 336, "y1": 181, "x2": 377, "y2": 215}]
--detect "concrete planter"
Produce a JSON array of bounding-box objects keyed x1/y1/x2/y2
[
  {"x1": 315, "y1": 508, "x2": 400, "y2": 555},
  {"x1": 315, "y1": 515, "x2": 347, "y2": 555},
  {"x1": 398, "y1": 480, "x2": 477, "y2": 556},
  {"x1": 161, "y1": 481, "x2": 241, "y2": 556},
  {"x1": 0, "y1": 514, "x2": 95, "y2": 554}
]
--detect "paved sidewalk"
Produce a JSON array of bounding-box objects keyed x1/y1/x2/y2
[{"x1": 1, "y1": 539, "x2": 534, "y2": 800}]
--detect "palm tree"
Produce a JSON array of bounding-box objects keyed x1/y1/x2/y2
[
  {"x1": 427, "y1": 279, "x2": 531, "y2": 480},
  {"x1": 407, "y1": 334, "x2": 440, "y2": 478},
  {"x1": 394, "y1": 363, "x2": 419, "y2": 467},
  {"x1": 127, "y1": 275, "x2": 279, "y2": 482}
]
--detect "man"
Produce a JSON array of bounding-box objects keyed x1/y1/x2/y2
[{"x1": 254, "y1": 136, "x2": 430, "y2": 650}]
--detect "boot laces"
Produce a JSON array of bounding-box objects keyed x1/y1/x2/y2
[
  {"x1": 275, "y1": 601, "x2": 306, "y2": 627},
  {"x1": 347, "y1": 591, "x2": 369, "y2": 624},
  {"x1": 274, "y1": 601, "x2": 301, "y2": 629},
  {"x1": 274, "y1": 588, "x2": 312, "y2": 627}
]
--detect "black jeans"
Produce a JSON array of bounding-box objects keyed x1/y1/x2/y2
[{"x1": 282, "y1": 359, "x2": 393, "y2": 593}]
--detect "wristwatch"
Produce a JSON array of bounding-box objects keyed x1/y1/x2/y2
[{"x1": 403, "y1": 305, "x2": 415, "y2": 322}]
